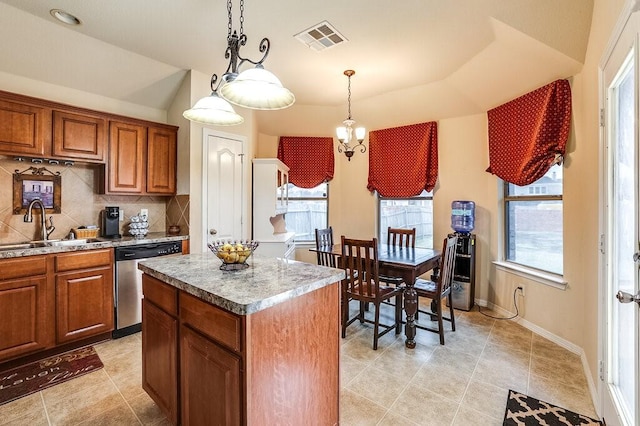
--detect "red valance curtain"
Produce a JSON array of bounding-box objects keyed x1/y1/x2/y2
[
  {"x1": 277, "y1": 136, "x2": 334, "y2": 188},
  {"x1": 486, "y1": 79, "x2": 572, "y2": 186},
  {"x1": 367, "y1": 122, "x2": 438, "y2": 197}
]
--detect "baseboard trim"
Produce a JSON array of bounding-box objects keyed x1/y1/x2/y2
[{"x1": 475, "y1": 298, "x2": 599, "y2": 417}]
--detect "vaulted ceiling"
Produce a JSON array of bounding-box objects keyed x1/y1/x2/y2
[{"x1": 0, "y1": 0, "x2": 593, "y2": 122}]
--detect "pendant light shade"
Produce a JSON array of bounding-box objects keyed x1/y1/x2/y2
[
  {"x1": 182, "y1": 91, "x2": 244, "y2": 126},
  {"x1": 219, "y1": 65, "x2": 295, "y2": 110}
]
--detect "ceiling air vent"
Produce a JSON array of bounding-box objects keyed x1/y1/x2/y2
[{"x1": 294, "y1": 21, "x2": 347, "y2": 51}]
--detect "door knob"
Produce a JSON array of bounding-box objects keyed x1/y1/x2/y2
[
  {"x1": 209, "y1": 229, "x2": 217, "y2": 235},
  {"x1": 616, "y1": 290, "x2": 640, "y2": 306},
  {"x1": 633, "y1": 252, "x2": 640, "y2": 263}
]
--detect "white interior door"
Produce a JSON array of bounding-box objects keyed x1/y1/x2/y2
[
  {"x1": 202, "y1": 129, "x2": 244, "y2": 251},
  {"x1": 601, "y1": 9, "x2": 640, "y2": 425}
]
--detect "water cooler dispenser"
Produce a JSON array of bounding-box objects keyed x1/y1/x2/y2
[{"x1": 448, "y1": 201, "x2": 476, "y2": 311}]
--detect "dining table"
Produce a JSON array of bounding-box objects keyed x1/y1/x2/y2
[{"x1": 310, "y1": 243, "x2": 441, "y2": 348}]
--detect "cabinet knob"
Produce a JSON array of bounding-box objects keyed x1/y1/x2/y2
[{"x1": 209, "y1": 229, "x2": 217, "y2": 235}]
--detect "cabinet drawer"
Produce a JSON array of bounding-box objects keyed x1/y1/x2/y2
[
  {"x1": 180, "y1": 292, "x2": 242, "y2": 353},
  {"x1": 143, "y1": 274, "x2": 178, "y2": 316},
  {"x1": 0, "y1": 256, "x2": 47, "y2": 280},
  {"x1": 55, "y1": 249, "x2": 112, "y2": 272}
]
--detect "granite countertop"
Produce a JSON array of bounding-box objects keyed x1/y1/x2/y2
[
  {"x1": 138, "y1": 253, "x2": 345, "y2": 316},
  {"x1": 0, "y1": 232, "x2": 189, "y2": 259}
]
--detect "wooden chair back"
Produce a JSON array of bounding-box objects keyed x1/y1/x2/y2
[
  {"x1": 437, "y1": 235, "x2": 458, "y2": 296},
  {"x1": 341, "y1": 236, "x2": 380, "y2": 301},
  {"x1": 315, "y1": 227, "x2": 337, "y2": 268},
  {"x1": 387, "y1": 227, "x2": 416, "y2": 248}
]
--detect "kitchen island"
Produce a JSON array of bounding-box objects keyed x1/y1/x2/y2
[{"x1": 138, "y1": 253, "x2": 344, "y2": 426}]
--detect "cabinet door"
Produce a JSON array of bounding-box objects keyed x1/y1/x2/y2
[
  {"x1": 53, "y1": 110, "x2": 106, "y2": 162},
  {"x1": 0, "y1": 97, "x2": 49, "y2": 156},
  {"x1": 147, "y1": 126, "x2": 177, "y2": 194},
  {"x1": 0, "y1": 276, "x2": 53, "y2": 362},
  {"x1": 180, "y1": 325, "x2": 242, "y2": 426},
  {"x1": 142, "y1": 299, "x2": 178, "y2": 424},
  {"x1": 55, "y1": 266, "x2": 114, "y2": 344},
  {"x1": 108, "y1": 121, "x2": 146, "y2": 193}
]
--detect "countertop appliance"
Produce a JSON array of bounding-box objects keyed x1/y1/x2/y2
[
  {"x1": 113, "y1": 241, "x2": 182, "y2": 338},
  {"x1": 102, "y1": 206, "x2": 121, "y2": 238}
]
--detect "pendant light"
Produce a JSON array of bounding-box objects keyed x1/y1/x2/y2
[
  {"x1": 336, "y1": 70, "x2": 366, "y2": 161},
  {"x1": 183, "y1": 0, "x2": 294, "y2": 125}
]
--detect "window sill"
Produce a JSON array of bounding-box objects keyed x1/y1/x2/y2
[{"x1": 492, "y1": 261, "x2": 568, "y2": 290}]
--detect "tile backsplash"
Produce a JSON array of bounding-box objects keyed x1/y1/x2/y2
[{"x1": 0, "y1": 156, "x2": 189, "y2": 243}]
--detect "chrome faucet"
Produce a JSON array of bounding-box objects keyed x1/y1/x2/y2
[{"x1": 24, "y1": 199, "x2": 55, "y2": 241}]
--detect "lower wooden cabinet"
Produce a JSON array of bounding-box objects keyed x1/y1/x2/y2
[
  {"x1": 142, "y1": 298, "x2": 179, "y2": 425},
  {"x1": 180, "y1": 325, "x2": 241, "y2": 426},
  {"x1": 0, "y1": 249, "x2": 114, "y2": 365},
  {"x1": 0, "y1": 256, "x2": 53, "y2": 362},
  {"x1": 55, "y1": 266, "x2": 113, "y2": 344}
]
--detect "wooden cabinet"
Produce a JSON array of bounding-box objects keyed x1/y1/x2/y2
[
  {"x1": 0, "y1": 256, "x2": 54, "y2": 362},
  {"x1": 147, "y1": 126, "x2": 177, "y2": 194},
  {"x1": 0, "y1": 96, "x2": 50, "y2": 157},
  {"x1": 107, "y1": 121, "x2": 147, "y2": 193},
  {"x1": 180, "y1": 325, "x2": 241, "y2": 426},
  {"x1": 52, "y1": 110, "x2": 106, "y2": 161},
  {"x1": 142, "y1": 272, "x2": 340, "y2": 426},
  {"x1": 105, "y1": 121, "x2": 177, "y2": 195},
  {"x1": 142, "y1": 275, "x2": 179, "y2": 425},
  {"x1": 54, "y1": 249, "x2": 114, "y2": 344}
]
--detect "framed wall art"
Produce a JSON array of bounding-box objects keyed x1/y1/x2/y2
[{"x1": 13, "y1": 166, "x2": 62, "y2": 214}]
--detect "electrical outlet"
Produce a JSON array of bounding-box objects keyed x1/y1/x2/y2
[
  {"x1": 517, "y1": 285, "x2": 525, "y2": 297},
  {"x1": 140, "y1": 208, "x2": 148, "y2": 218},
  {"x1": 119, "y1": 209, "x2": 124, "y2": 221}
]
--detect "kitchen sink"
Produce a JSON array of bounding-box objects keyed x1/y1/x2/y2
[{"x1": 0, "y1": 238, "x2": 99, "y2": 251}]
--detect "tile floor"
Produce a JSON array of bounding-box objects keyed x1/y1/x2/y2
[{"x1": 0, "y1": 305, "x2": 598, "y2": 425}]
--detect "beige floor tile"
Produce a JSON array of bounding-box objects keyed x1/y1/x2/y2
[
  {"x1": 94, "y1": 334, "x2": 141, "y2": 361},
  {"x1": 411, "y1": 362, "x2": 472, "y2": 403},
  {"x1": 340, "y1": 354, "x2": 368, "y2": 388},
  {"x1": 108, "y1": 366, "x2": 146, "y2": 401},
  {"x1": 389, "y1": 384, "x2": 458, "y2": 426},
  {"x1": 528, "y1": 373, "x2": 598, "y2": 419},
  {"x1": 339, "y1": 388, "x2": 387, "y2": 426},
  {"x1": 45, "y1": 384, "x2": 124, "y2": 425},
  {"x1": 452, "y1": 406, "x2": 504, "y2": 426},
  {"x1": 426, "y1": 346, "x2": 480, "y2": 375},
  {"x1": 345, "y1": 365, "x2": 412, "y2": 409},
  {"x1": 101, "y1": 348, "x2": 142, "y2": 379},
  {"x1": 370, "y1": 340, "x2": 432, "y2": 382},
  {"x1": 41, "y1": 369, "x2": 111, "y2": 405},
  {"x1": 127, "y1": 391, "x2": 168, "y2": 425},
  {"x1": 377, "y1": 411, "x2": 420, "y2": 426},
  {"x1": 488, "y1": 325, "x2": 533, "y2": 353},
  {"x1": 461, "y1": 379, "x2": 512, "y2": 420},
  {"x1": 76, "y1": 402, "x2": 141, "y2": 425},
  {"x1": 472, "y1": 354, "x2": 529, "y2": 391},
  {"x1": 0, "y1": 393, "x2": 48, "y2": 425},
  {"x1": 530, "y1": 352, "x2": 587, "y2": 389},
  {"x1": 481, "y1": 342, "x2": 531, "y2": 371}
]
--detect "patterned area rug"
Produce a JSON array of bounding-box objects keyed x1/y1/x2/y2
[
  {"x1": 504, "y1": 389, "x2": 603, "y2": 425},
  {"x1": 0, "y1": 346, "x2": 103, "y2": 406}
]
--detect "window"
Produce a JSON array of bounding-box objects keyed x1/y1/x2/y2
[
  {"x1": 285, "y1": 182, "x2": 328, "y2": 242},
  {"x1": 378, "y1": 190, "x2": 433, "y2": 248},
  {"x1": 504, "y1": 164, "x2": 562, "y2": 275}
]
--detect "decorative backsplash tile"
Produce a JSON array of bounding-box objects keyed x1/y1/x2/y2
[{"x1": 0, "y1": 156, "x2": 175, "y2": 243}]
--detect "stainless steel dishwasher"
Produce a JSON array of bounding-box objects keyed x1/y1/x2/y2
[{"x1": 113, "y1": 241, "x2": 182, "y2": 338}]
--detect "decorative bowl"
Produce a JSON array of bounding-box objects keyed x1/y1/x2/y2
[{"x1": 207, "y1": 240, "x2": 259, "y2": 270}]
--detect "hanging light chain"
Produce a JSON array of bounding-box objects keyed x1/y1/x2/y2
[
  {"x1": 347, "y1": 73, "x2": 352, "y2": 120},
  {"x1": 239, "y1": 0, "x2": 245, "y2": 36},
  {"x1": 227, "y1": 0, "x2": 233, "y2": 40}
]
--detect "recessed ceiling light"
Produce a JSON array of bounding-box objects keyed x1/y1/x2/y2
[{"x1": 50, "y1": 9, "x2": 81, "y2": 25}]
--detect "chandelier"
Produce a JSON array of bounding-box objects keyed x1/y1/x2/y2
[
  {"x1": 336, "y1": 70, "x2": 366, "y2": 161},
  {"x1": 183, "y1": 0, "x2": 295, "y2": 126}
]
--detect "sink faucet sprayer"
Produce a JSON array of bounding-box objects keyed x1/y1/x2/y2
[{"x1": 24, "y1": 198, "x2": 55, "y2": 241}]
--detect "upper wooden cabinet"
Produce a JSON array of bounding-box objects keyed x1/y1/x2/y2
[
  {"x1": 108, "y1": 121, "x2": 147, "y2": 194},
  {"x1": 0, "y1": 97, "x2": 50, "y2": 157},
  {"x1": 53, "y1": 110, "x2": 106, "y2": 161},
  {"x1": 104, "y1": 121, "x2": 177, "y2": 195},
  {"x1": 147, "y1": 126, "x2": 177, "y2": 194},
  {"x1": 0, "y1": 91, "x2": 179, "y2": 183}
]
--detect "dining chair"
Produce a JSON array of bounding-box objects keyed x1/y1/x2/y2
[
  {"x1": 380, "y1": 227, "x2": 416, "y2": 288},
  {"x1": 413, "y1": 235, "x2": 458, "y2": 345},
  {"x1": 340, "y1": 236, "x2": 404, "y2": 350},
  {"x1": 315, "y1": 227, "x2": 337, "y2": 268}
]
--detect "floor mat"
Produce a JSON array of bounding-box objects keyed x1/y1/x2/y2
[
  {"x1": 0, "y1": 346, "x2": 103, "y2": 406},
  {"x1": 504, "y1": 389, "x2": 602, "y2": 425}
]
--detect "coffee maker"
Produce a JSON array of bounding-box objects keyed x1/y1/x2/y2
[{"x1": 102, "y1": 206, "x2": 121, "y2": 238}]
